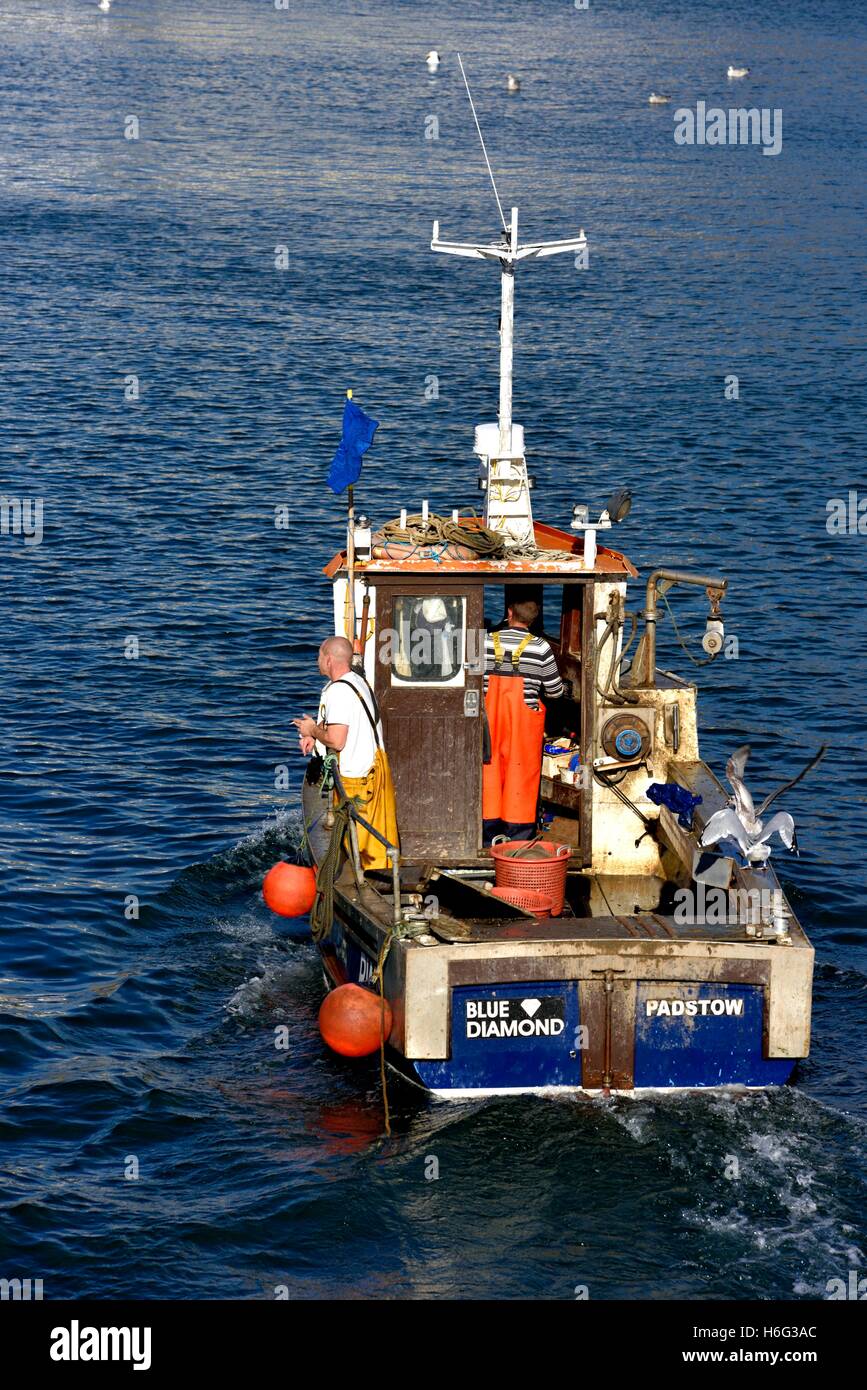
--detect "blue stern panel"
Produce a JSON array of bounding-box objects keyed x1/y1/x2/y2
[
  {"x1": 633, "y1": 982, "x2": 795, "y2": 1088},
  {"x1": 405, "y1": 978, "x2": 796, "y2": 1093},
  {"x1": 415, "y1": 981, "x2": 583, "y2": 1091}
]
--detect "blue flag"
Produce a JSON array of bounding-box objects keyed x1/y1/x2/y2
[{"x1": 327, "y1": 399, "x2": 379, "y2": 494}]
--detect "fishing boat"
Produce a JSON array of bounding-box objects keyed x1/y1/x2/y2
[{"x1": 299, "y1": 199, "x2": 816, "y2": 1098}]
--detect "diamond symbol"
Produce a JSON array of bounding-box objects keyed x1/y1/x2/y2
[{"x1": 521, "y1": 999, "x2": 541, "y2": 1017}]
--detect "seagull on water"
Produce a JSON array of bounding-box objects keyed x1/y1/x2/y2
[
  {"x1": 426, "y1": 50, "x2": 440, "y2": 74},
  {"x1": 699, "y1": 744, "x2": 827, "y2": 865},
  {"x1": 506, "y1": 73, "x2": 521, "y2": 94},
  {"x1": 648, "y1": 92, "x2": 671, "y2": 104},
  {"x1": 98, "y1": 0, "x2": 111, "y2": 10},
  {"x1": 727, "y1": 65, "x2": 750, "y2": 78}
]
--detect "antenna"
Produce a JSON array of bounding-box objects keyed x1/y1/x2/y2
[
  {"x1": 431, "y1": 195, "x2": 587, "y2": 550},
  {"x1": 456, "y1": 53, "x2": 507, "y2": 233},
  {"x1": 430, "y1": 210, "x2": 587, "y2": 461}
]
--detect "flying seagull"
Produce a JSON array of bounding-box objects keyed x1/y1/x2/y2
[{"x1": 700, "y1": 743, "x2": 827, "y2": 865}]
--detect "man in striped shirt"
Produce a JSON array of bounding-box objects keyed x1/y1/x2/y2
[{"x1": 482, "y1": 598, "x2": 564, "y2": 844}]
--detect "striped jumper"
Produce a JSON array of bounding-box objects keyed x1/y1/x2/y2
[{"x1": 483, "y1": 627, "x2": 565, "y2": 710}]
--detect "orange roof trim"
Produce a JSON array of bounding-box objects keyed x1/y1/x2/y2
[{"x1": 323, "y1": 519, "x2": 638, "y2": 579}]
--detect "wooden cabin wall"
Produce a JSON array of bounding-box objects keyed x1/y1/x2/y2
[{"x1": 374, "y1": 581, "x2": 484, "y2": 863}]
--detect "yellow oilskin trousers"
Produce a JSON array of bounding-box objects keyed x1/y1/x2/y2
[{"x1": 340, "y1": 747, "x2": 400, "y2": 871}]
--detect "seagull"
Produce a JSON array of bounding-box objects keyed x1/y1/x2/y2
[
  {"x1": 700, "y1": 806, "x2": 797, "y2": 864},
  {"x1": 699, "y1": 744, "x2": 827, "y2": 865},
  {"x1": 426, "y1": 50, "x2": 440, "y2": 74},
  {"x1": 98, "y1": 0, "x2": 111, "y2": 10},
  {"x1": 506, "y1": 73, "x2": 521, "y2": 94},
  {"x1": 727, "y1": 65, "x2": 750, "y2": 78},
  {"x1": 648, "y1": 92, "x2": 671, "y2": 104}
]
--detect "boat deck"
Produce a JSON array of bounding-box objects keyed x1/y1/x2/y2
[
  {"x1": 302, "y1": 770, "x2": 804, "y2": 952},
  {"x1": 422, "y1": 910, "x2": 754, "y2": 946}
]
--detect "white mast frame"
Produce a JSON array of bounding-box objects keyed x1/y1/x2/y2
[{"x1": 431, "y1": 207, "x2": 587, "y2": 542}]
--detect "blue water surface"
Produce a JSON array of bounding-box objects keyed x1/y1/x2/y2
[{"x1": 0, "y1": 0, "x2": 865, "y2": 1299}]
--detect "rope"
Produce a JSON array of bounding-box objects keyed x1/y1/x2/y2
[
  {"x1": 377, "y1": 513, "x2": 582, "y2": 565},
  {"x1": 306, "y1": 759, "x2": 393, "y2": 1131},
  {"x1": 309, "y1": 800, "x2": 352, "y2": 942},
  {"x1": 308, "y1": 755, "x2": 356, "y2": 944},
  {"x1": 594, "y1": 605, "x2": 642, "y2": 706},
  {"x1": 379, "y1": 512, "x2": 506, "y2": 558},
  {"x1": 503, "y1": 539, "x2": 577, "y2": 563},
  {"x1": 593, "y1": 765, "x2": 656, "y2": 847},
  {"x1": 660, "y1": 589, "x2": 715, "y2": 667},
  {"x1": 307, "y1": 754, "x2": 431, "y2": 1137},
  {"x1": 457, "y1": 53, "x2": 508, "y2": 234},
  {"x1": 375, "y1": 933, "x2": 391, "y2": 1137},
  {"x1": 307, "y1": 755, "x2": 423, "y2": 1137},
  {"x1": 594, "y1": 616, "x2": 618, "y2": 701},
  {"x1": 369, "y1": 914, "x2": 429, "y2": 1139}
]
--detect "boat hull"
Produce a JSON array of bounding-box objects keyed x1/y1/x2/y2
[
  {"x1": 303, "y1": 765, "x2": 810, "y2": 1097},
  {"x1": 319, "y1": 903, "x2": 803, "y2": 1098}
]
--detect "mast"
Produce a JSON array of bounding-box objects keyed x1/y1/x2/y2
[
  {"x1": 431, "y1": 209, "x2": 587, "y2": 545},
  {"x1": 498, "y1": 208, "x2": 516, "y2": 457}
]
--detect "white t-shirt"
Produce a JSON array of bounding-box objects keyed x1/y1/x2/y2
[{"x1": 316, "y1": 671, "x2": 382, "y2": 778}]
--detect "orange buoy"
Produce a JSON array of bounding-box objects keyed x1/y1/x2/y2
[
  {"x1": 262, "y1": 861, "x2": 317, "y2": 917},
  {"x1": 319, "y1": 984, "x2": 392, "y2": 1058}
]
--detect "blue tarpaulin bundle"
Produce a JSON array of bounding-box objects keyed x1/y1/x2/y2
[
  {"x1": 646, "y1": 781, "x2": 703, "y2": 829},
  {"x1": 327, "y1": 398, "x2": 379, "y2": 494}
]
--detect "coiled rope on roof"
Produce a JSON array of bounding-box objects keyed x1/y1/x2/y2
[{"x1": 378, "y1": 512, "x2": 506, "y2": 558}]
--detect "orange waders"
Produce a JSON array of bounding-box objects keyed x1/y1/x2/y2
[{"x1": 482, "y1": 632, "x2": 546, "y2": 842}]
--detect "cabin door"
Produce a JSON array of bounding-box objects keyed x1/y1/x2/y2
[{"x1": 375, "y1": 584, "x2": 484, "y2": 862}]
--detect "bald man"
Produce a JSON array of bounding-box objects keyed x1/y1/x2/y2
[{"x1": 293, "y1": 636, "x2": 399, "y2": 871}]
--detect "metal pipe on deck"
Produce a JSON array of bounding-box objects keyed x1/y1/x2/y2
[{"x1": 630, "y1": 568, "x2": 727, "y2": 688}]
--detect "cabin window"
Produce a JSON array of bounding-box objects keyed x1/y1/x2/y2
[{"x1": 390, "y1": 595, "x2": 466, "y2": 686}]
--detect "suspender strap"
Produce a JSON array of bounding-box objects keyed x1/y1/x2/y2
[
  {"x1": 492, "y1": 629, "x2": 534, "y2": 671},
  {"x1": 332, "y1": 677, "x2": 382, "y2": 748}
]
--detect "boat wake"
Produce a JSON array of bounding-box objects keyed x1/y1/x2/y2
[
  {"x1": 161, "y1": 808, "x2": 308, "y2": 903},
  {"x1": 225, "y1": 944, "x2": 318, "y2": 1021},
  {"x1": 600, "y1": 1085, "x2": 866, "y2": 1296}
]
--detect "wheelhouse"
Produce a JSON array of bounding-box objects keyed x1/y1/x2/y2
[{"x1": 324, "y1": 521, "x2": 638, "y2": 867}]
